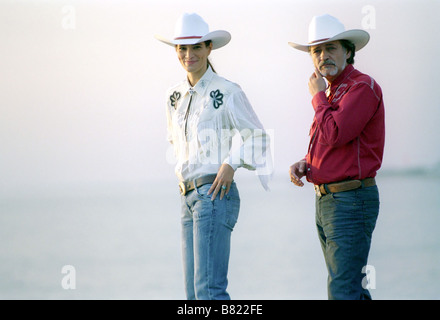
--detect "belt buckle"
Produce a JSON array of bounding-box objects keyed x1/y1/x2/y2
[
  {"x1": 179, "y1": 182, "x2": 187, "y2": 196},
  {"x1": 314, "y1": 185, "x2": 322, "y2": 197}
]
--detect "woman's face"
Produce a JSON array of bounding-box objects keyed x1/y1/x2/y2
[{"x1": 176, "y1": 42, "x2": 212, "y2": 75}]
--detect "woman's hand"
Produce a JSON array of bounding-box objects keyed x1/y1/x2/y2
[{"x1": 208, "y1": 163, "x2": 235, "y2": 201}]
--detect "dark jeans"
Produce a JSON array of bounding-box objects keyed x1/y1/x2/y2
[{"x1": 315, "y1": 185, "x2": 379, "y2": 300}]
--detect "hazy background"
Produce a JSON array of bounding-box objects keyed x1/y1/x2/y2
[
  {"x1": 1, "y1": 0, "x2": 439, "y2": 193},
  {"x1": 1, "y1": 0, "x2": 439, "y2": 300}
]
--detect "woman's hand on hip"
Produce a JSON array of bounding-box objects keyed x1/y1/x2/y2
[{"x1": 208, "y1": 163, "x2": 235, "y2": 201}]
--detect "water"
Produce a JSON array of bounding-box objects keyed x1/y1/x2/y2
[{"x1": 1, "y1": 172, "x2": 439, "y2": 299}]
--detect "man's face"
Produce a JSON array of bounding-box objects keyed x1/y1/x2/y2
[{"x1": 310, "y1": 41, "x2": 350, "y2": 82}]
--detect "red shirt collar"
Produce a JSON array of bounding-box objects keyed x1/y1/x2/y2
[{"x1": 328, "y1": 64, "x2": 355, "y2": 92}]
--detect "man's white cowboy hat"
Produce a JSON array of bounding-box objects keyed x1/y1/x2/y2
[
  {"x1": 155, "y1": 13, "x2": 231, "y2": 50},
  {"x1": 288, "y1": 14, "x2": 370, "y2": 52}
]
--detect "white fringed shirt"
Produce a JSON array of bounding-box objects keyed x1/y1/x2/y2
[{"x1": 165, "y1": 67, "x2": 272, "y2": 190}]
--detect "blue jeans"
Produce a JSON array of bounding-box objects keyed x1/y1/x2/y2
[
  {"x1": 315, "y1": 185, "x2": 379, "y2": 300},
  {"x1": 181, "y1": 182, "x2": 240, "y2": 300}
]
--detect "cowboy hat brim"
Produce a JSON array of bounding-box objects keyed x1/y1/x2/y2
[
  {"x1": 288, "y1": 29, "x2": 370, "y2": 52},
  {"x1": 155, "y1": 30, "x2": 231, "y2": 50}
]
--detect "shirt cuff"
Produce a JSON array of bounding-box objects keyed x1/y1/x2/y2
[
  {"x1": 312, "y1": 91, "x2": 328, "y2": 111},
  {"x1": 223, "y1": 157, "x2": 240, "y2": 171}
]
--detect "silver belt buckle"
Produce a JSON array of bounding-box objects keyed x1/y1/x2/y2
[
  {"x1": 314, "y1": 185, "x2": 322, "y2": 197},
  {"x1": 179, "y1": 182, "x2": 187, "y2": 196}
]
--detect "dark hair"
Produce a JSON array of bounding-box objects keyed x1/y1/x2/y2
[
  {"x1": 339, "y1": 40, "x2": 356, "y2": 65},
  {"x1": 204, "y1": 41, "x2": 217, "y2": 73},
  {"x1": 308, "y1": 40, "x2": 356, "y2": 65}
]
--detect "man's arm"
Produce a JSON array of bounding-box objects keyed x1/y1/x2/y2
[{"x1": 312, "y1": 82, "x2": 380, "y2": 147}]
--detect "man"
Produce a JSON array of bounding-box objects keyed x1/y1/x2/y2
[{"x1": 288, "y1": 14, "x2": 385, "y2": 299}]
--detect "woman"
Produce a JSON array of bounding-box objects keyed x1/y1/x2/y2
[{"x1": 155, "y1": 13, "x2": 272, "y2": 300}]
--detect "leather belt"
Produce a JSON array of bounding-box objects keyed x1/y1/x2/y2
[
  {"x1": 314, "y1": 178, "x2": 376, "y2": 196},
  {"x1": 179, "y1": 174, "x2": 217, "y2": 196}
]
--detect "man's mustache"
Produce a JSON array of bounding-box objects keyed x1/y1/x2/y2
[{"x1": 319, "y1": 60, "x2": 336, "y2": 68}]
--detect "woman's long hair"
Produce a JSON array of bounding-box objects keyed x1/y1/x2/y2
[{"x1": 205, "y1": 41, "x2": 216, "y2": 73}]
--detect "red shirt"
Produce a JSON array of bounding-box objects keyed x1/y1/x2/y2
[{"x1": 306, "y1": 64, "x2": 385, "y2": 185}]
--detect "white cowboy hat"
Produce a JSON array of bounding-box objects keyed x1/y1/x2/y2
[
  {"x1": 288, "y1": 14, "x2": 370, "y2": 52},
  {"x1": 155, "y1": 13, "x2": 231, "y2": 50}
]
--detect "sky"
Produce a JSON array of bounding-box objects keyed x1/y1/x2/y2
[{"x1": 1, "y1": 0, "x2": 439, "y2": 192}]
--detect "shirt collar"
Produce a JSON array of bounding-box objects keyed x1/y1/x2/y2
[
  {"x1": 329, "y1": 64, "x2": 355, "y2": 91},
  {"x1": 183, "y1": 66, "x2": 215, "y2": 96}
]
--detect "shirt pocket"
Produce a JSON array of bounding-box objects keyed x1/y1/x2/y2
[{"x1": 316, "y1": 130, "x2": 330, "y2": 146}]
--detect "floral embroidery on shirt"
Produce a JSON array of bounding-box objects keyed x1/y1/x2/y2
[
  {"x1": 210, "y1": 90, "x2": 224, "y2": 109},
  {"x1": 170, "y1": 91, "x2": 181, "y2": 109}
]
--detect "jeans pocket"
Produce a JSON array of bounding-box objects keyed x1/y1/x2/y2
[
  {"x1": 362, "y1": 199, "x2": 379, "y2": 236},
  {"x1": 195, "y1": 184, "x2": 213, "y2": 200},
  {"x1": 224, "y1": 186, "x2": 240, "y2": 230}
]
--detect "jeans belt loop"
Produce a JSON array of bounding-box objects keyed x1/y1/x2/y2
[{"x1": 192, "y1": 178, "x2": 199, "y2": 194}]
